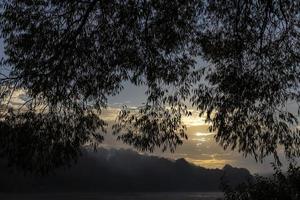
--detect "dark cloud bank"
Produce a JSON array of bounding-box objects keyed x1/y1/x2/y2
[{"x1": 0, "y1": 148, "x2": 251, "y2": 193}]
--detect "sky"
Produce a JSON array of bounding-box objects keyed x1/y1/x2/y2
[
  {"x1": 104, "y1": 87, "x2": 291, "y2": 174},
  {"x1": 0, "y1": 39, "x2": 293, "y2": 175}
]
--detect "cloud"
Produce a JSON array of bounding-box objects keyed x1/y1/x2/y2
[
  {"x1": 182, "y1": 114, "x2": 207, "y2": 127},
  {"x1": 194, "y1": 132, "x2": 215, "y2": 136},
  {"x1": 185, "y1": 157, "x2": 232, "y2": 169},
  {"x1": 100, "y1": 106, "x2": 120, "y2": 121}
]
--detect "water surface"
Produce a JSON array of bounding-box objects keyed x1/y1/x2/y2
[{"x1": 0, "y1": 192, "x2": 224, "y2": 200}]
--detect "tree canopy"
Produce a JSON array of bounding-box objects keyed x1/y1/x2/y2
[
  {"x1": 0, "y1": 0, "x2": 300, "y2": 173},
  {"x1": 222, "y1": 163, "x2": 300, "y2": 200}
]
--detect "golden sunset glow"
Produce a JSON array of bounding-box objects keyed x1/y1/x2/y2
[
  {"x1": 186, "y1": 157, "x2": 232, "y2": 169},
  {"x1": 182, "y1": 114, "x2": 207, "y2": 127}
]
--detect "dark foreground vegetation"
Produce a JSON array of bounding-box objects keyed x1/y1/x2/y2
[
  {"x1": 0, "y1": 148, "x2": 251, "y2": 193},
  {"x1": 223, "y1": 164, "x2": 300, "y2": 200},
  {"x1": 0, "y1": 1, "x2": 299, "y2": 199},
  {"x1": 1, "y1": 0, "x2": 300, "y2": 175}
]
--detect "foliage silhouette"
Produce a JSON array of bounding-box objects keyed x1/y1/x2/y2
[
  {"x1": 222, "y1": 163, "x2": 300, "y2": 200},
  {"x1": 0, "y1": 0, "x2": 300, "y2": 173},
  {"x1": 195, "y1": 0, "x2": 300, "y2": 163}
]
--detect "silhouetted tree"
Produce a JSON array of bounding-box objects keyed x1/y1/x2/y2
[
  {"x1": 0, "y1": 0, "x2": 299, "y2": 173},
  {"x1": 196, "y1": 0, "x2": 300, "y2": 164},
  {"x1": 222, "y1": 163, "x2": 300, "y2": 200}
]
